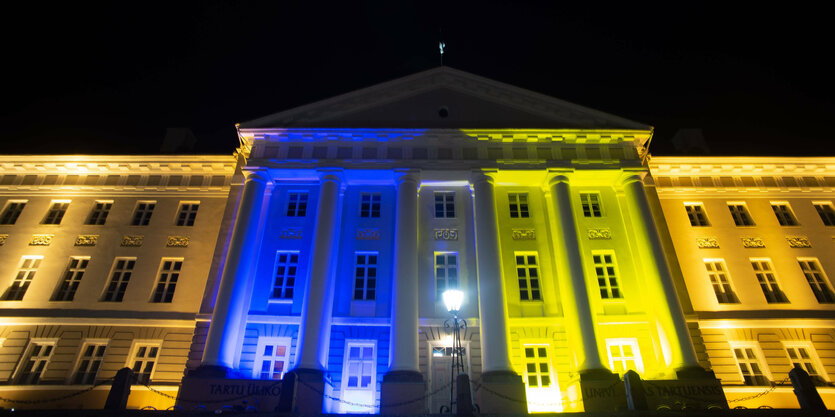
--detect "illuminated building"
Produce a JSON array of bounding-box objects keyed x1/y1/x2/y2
[
  {"x1": 183, "y1": 67, "x2": 723, "y2": 413},
  {"x1": 0, "y1": 155, "x2": 237, "y2": 408},
  {"x1": 649, "y1": 157, "x2": 835, "y2": 409}
]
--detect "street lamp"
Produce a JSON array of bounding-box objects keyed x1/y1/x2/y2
[{"x1": 442, "y1": 289, "x2": 467, "y2": 413}]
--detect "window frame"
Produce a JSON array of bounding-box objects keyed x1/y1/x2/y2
[
  {"x1": 797, "y1": 258, "x2": 835, "y2": 303},
  {"x1": 126, "y1": 341, "x2": 161, "y2": 385},
  {"x1": 813, "y1": 201, "x2": 835, "y2": 226},
  {"x1": 508, "y1": 192, "x2": 530, "y2": 218},
  {"x1": 130, "y1": 200, "x2": 156, "y2": 226},
  {"x1": 69, "y1": 339, "x2": 108, "y2": 385},
  {"x1": 592, "y1": 251, "x2": 623, "y2": 300},
  {"x1": 770, "y1": 201, "x2": 800, "y2": 226},
  {"x1": 729, "y1": 341, "x2": 771, "y2": 385},
  {"x1": 704, "y1": 258, "x2": 739, "y2": 304},
  {"x1": 52, "y1": 256, "x2": 91, "y2": 302},
  {"x1": 579, "y1": 193, "x2": 603, "y2": 217},
  {"x1": 13, "y1": 339, "x2": 58, "y2": 385},
  {"x1": 359, "y1": 193, "x2": 381, "y2": 218},
  {"x1": 286, "y1": 191, "x2": 309, "y2": 217},
  {"x1": 101, "y1": 257, "x2": 137, "y2": 302},
  {"x1": 150, "y1": 258, "x2": 183, "y2": 303},
  {"x1": 353, "y1": 252, "x2": 378, "y2": 301},
  {"x1": 86, "y1": 200, "x2": 113, "y2": 225},
  {"x1": 605, "y1": 338, "x2": 644, "y2": 375},
  {"x1": 727, "y1": 202, "x2": 755, "y2": 226},
  {"x1": 434, "y1": 252, "x2": 459, "y2": 299},
  {"x1": 3, "y1": 255, "x2": 43, "y2": 301},
  {"x1": 515, "y1": 252, "x2": 542, "y2": 301},
  {"x1": 340, "y1": 340, "x2": 377, "y2": 410},
  {"x1": 684, "y1": 202, "x2": 710, "y2": 226},
  {"x1": 271, "y1": 251, "x2": 299, "y2": 302},
  {"x1": 174, "y1": 201, "x2": 200, "y2": 226},
  {"x1": 253, "y1": 337, "x2": 292, "y2": 380},
  {"x1": 749, "y1": 258, "x2": 789, "y2": 304},
  {"x1": 782, "y1": 341, "x2": 829, "y2": 384},
  {"x1": 522, "y1": 344, "x2": 554, "y2": 389},
  {"x1": 41, "y1": 200, "x2": 70, "y2": 225},
  {"x1": 0, "y1": 200, "x2": 27, "y2": 225},
  {"x1": 434, "y1": 191, "x2": 456, "y2": 218}
]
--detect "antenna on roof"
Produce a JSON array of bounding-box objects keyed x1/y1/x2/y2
[{"x1": 439, "y1": 28, "x2": 445, "y2": 66}]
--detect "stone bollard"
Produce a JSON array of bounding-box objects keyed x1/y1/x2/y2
[
  {"x1": 789, "y1": 366, "x2": 826, "y2": 411},
  {"x1": 104, "y1": 367, "x2": 134, "y2": 410},
  {"x1": 456, "y1": 373, "x2": 474, "y2": 417},
  {"x1": 623, "y1": 370, "x2": 648, "y2": 411}
]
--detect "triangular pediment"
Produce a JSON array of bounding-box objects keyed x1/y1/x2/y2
[{"x1": 239, "y1": 67, "x2": 651, "y2": 130}]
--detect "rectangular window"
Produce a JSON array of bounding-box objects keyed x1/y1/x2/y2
[
  {"x1": 798, "y1": 258, "x2": 835, "y2": 303},
  {"x1": 771, "y1": 202, "x2": 799, "y2": 226},
  {"x1": 580, "y1": 193, "x2": 602, "y2": 217},
  {"x1": 0, "y1": 200, "x2": 26, "y2": 225},
  {"x1": 593, "y1": 252, "x2": 622, "y2": 299},
  {"x1": 704, "y1": 260, "x2": 739, "y2": 303},
  {"x1": 435, "y1": 252, "x2": 458, "y2": 298},
  {"x1": 516, "y1": 253, "x2": 542, "y2": 301},
  {"x1": 360, "y1": 193, "x2": 381, "y2": 218},
  {"x1": 2, "y1": 256, "x2": 43, "y2": 301},
  {"x1": 523, "y1": 345, "x2": 552, "y2": 388},
  {"x1": 750, "y1": 259, "x2": 788, "y2": 303},
  {"x1": 42, "y1": 200, "x2": 70, "y2": 224},
  {"x1": 813, "y1": 202, "x2": 835, "y2": 226},
  {"x1": 434, "y1": 191, "x2": 455, "y2": 218},
  {"x1": 353, "y1": 253, "x2": 378, "y2": 301},
  {"x1": 784, "y1": 344, "x2": 827, "y2": 385},
  {"x1": 175, "y1": 202, "x2": 199, "y2": 226},
  {"x1": 129, "y1": 344, "x2": 159, "y2": 385},
  {"x1": 286, "y1": 192, "x2": 308, "y2": 217},
  {"x1": 254, "y1": 337, "x2": 291, "y2": 380},
  {"x1": 52, "y1": 257, "x2": 90, "y2": 301},
  {"x1": 728, "y1": 203, "x2": 755, "y2": 226},
  {"x1": 606, "y1": 339, "x2": 643, "y2": 375},
  {"x1": 72, "y1": 342, "x2": 107, "y2": 384},
  {"x1": 312, "y1": 146, "x2": 328, "y2": 159},
  {"x1": 684, "y1": 203, "x2": 710, "y2": 226},
  {"x1": 86, "y1": 201, "x2": 112, "y2": 225},
  {"x1": 344, "y1": 342, "x2": 375, "y2": 390},
  {"x1": 15, "y1": 342, "x2": 55, "y2": 384},
  {"x1": 102, "y1": 258, "x2": 136, "y2": 302},
  {"x1": 732, "y1": 345, "x2": 769, "y2": 385},
  {"x1": 508, "y1": 193, "x2": 530, "y2": 218},
  {"x1": 131, "y1": 201, "x2": 156, "y2": 226},
  {"x1": 272, "y1": 252, "x2": 298, "y2": 300},
  {"x1": 151, "y1": 258, "x2": 182, "y2": 303}
]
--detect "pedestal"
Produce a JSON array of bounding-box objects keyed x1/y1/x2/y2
[
  {"x1": 178, "y1": 372, "x2": 283, "y2": 411},
  {"x1": 641, "y1": 366, "x2": 727, "y2": 409},
  {"x1": 475, "y1": 370, "x2": 527, "y2": 413},
  {"x1": 282, "y1": 368, "x2": 325, "y2": 413},
  {"x1": 380, "y1": 370, "x2": 427, "y2": 414},
  {"x1": 566, "y1": 369, "x2": 626, "y2": 412}
]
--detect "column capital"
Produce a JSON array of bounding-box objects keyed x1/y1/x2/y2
[
  {"x1": 394, "y1": 169, "x2": 421, "y2": 186},
  {"x1": 547, "y1": 174, "x2": 570, "y2": 187},
  {"x1": 243, "y1": 169, "x2": 271, "y2": 184},
  {"x1": 619, "y1": 172, "x2": 646, "y2": 187},
  {"x1": 470, "y1": 169, "x2": 497, "y2": 186},
  {"x1": 316, "y1": 168, "x2": 345, "y2": 184}
]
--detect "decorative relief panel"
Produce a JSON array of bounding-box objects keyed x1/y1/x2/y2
[
  {"x1": 74, "y1": 234, "x2": 99, "y2": 246},
  {"x1": 121, "y1": 235, "x2": 144, "y2": 247},
  {"x1": 696, "y1": 237, "x2": 719, "y2": 248},
  {"x1": 786, "y1": 236, "x2": 811, "y2": 248},
  {"x1": 0, "y1": 234, "x2": 7, "y2": 246},
  {"x1": 279, "y1": 227, "x2": 303, "y2": 239},
  {"x1": 587, "y1": 228, "x2": 612, "y2": 240},
  {"x1": 356, "y1": 228, "x2": 381, "y2": 240},
  {"x1": 29, "y1": 234, "x2": 54, "y2": 246},
  {"x1": 166, "y1": 236, "x2": 190, "y2": 247},
  {"x1": 511, "y1": 229, "x2": 536, "y2": 240},
  {"x1": 434, "y1": 228, "x2": 458, "y2": 240},
  {"x1": 741, "y1": 237, "x2": 765, "y2": 248}
]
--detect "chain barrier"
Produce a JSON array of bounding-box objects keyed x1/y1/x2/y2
[
  {"x1": 296, "y1": 376, "x2": 453, "y2": 409},
  {"x1": 135, "y1": 374, "x2": 281, "y2": 405},
  {"x1": 726, "y1": 377, "x2": 792, "y2": 404},
  {"x1": 0, "y1": 378, "x2": 113, "y2": 405},
  {"x1": 471, "y1": 377, "x2": 621, "y2": 409}
]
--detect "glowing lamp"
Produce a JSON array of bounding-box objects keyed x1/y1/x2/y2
[{"x1": 442, "y1": 289, "x2": 464, "y2": 314}]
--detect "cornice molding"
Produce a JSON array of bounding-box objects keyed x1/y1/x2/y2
[{"x1": 0, "y1": 155, "x2": 237, "y2": 176}]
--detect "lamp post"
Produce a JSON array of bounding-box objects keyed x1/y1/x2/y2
[{"x1": 442, "y1": 289, "x2": 466, "y2": 413}]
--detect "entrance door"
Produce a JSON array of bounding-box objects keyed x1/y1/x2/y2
[{"x1": 429, "y1": 345, "x2": 468, "y2": 413}]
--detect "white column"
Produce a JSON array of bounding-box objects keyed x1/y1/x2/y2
[
  {"x1": 471, "y1": 172, "x2": 513, "y2": 373},
  {"x1": 389, "y1": 171, "x2": 421, "y2": 373},
  {"x1": 295, "y1": 173, "x2": 344, "y2": 371},
  {"x1": 548, "y1": 175, "x2": 605, "y2": 371},
  {"x1": 621, "y1": 175, "x2": 699, "y2": 369},
  {"x1": 202, "y1": 171, "x2": 269, "y2": 369}
]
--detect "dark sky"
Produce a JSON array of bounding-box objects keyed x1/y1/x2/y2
[{"x1": 2, "y1": 2, "x2": 833, "y2": 156}]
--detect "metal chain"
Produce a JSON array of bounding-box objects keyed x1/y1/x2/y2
[
  {"x1": 471, "y1": 378, "x2": 621, "y2": 408},
  {"x1": 295, "y1": 377, "x2": 453, "y2": 409},
  {"x1": 137, "y1": 375, "x2": 281, "y2": 404},
  {"x1": 0, "y1": 378, "x2": 113, "y2": 404},
  {"x1": 726, "y1": 377, "x2": 791, "y2": 404}
]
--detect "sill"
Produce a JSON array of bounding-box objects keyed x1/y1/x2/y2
[{"x1": 268, "y1": 299, "x2": 293, "y2": 304}]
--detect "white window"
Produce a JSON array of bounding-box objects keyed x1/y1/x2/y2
[
  {"x1": 515, "y1": 252, "x2": 541, "y2": 301},
  {"x1": 684, "y1": 203, "x2": 710, "y2": 226},
  {"x1": 731, "y1": 343, "x2": 769, "y2": 385},
  {"x1": 813, "y1": 201, "x2": 835, "y2": 226},
  {"x1": 129, "y1": 343, "x2": 159, "y2": 385},
  {"x1": 341, "y1": 341, "x2": 376, "y2": 413},
  {"x1": 360, "y1": 193, "x2": 381, "y2": 218},
  {"x1": 102, "y1": 258, "x2": 136, "y2": 302},
  {"x1": 434, "y1": 191, "x2": 455, "y2": 218},
  {"x1": 272, "y1": 252, "x2": 298, "y2": 300},
  {"x1": 783, "y1": 343, "x2": 827, "y2": 384},
  {"x1": 175, "y1": 202, "x2": 199, "y2": 226},
  {"x1": 42, "y1": 200, "x2": 70, "y2": 224},
  {"x1": 86, "y1": 200, "x2": 112, "y2": 225},
  {"x1": 131, "y1": 201, "x2": 156, "y2": 226},
  {"x1": 593, "y1": 252, "x2": 622, "y2": 299},
  {"x1": 580, "y1": 193, "x2": 603, "y2": 217},
  {"x1": 15, "y1": 341, "x2": 56, "y2": 384},
  {"x1": 434, "y1": 252, "x2": 458, "y2": 299},
  {"x1": 750, "y1": 259, "x2": 788, "y2": 303},
  {"x1": 3, "y1": 256, "x2": 43, "y2": 301},
  {"x1": 254, "y1": 337, "x2": 291, "y2": 380},
  {"x1": 286, "y1": 192, "x2": 308, "y2": 217},
  {"x1": 704, "y1": 259, "x2": 739, "y2": 304},
  {"x1": 606, "y1": 339, "x2": 643, "y2": 374},
  {"x1": 728, "y1": 202, "x2": 755, "y2": 226},
  {"x1": 523, "y1": 345, "x2": 552, "y2": 388},
  {"x1": 771, "y1": 202, "x2": 799, "y2": 226},
  {"x1": 0, "y1": 200, "x2": 26, "y2": 225},
  {"x1": 353, "y1": 252, "x2": 377, "y2": 301},
  {"x1": 151, "y1": 258, "x2": 182, "y2": 303},
  {"x1": 72, "y1": 341, "x2": 107, "y2": 384},
  {"x1": 508, "y1": 193, "x2": 530, "y2": 218},
  {"x1": 53, "y1": 256, "x2": 90, "y2": 301},
  {"x1": 798, "y1": 258, "x2": 835, "y2": 303}
]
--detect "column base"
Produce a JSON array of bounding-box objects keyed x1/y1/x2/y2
[
  {"x1": 278, "y1": 368, "x2": 325, "y2": 413},
  {"x1": 380, "y1": 370, "x2": 427, "y2": 414},
  {"x1": 475, "y1": 370, "x2": 527, "y2": 413},
  {"x1": 566, "y1": 368, "x2": 626, "y2": 412}
]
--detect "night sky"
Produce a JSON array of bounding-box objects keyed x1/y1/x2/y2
[{"x1": 2, "y1": 2, "x2": 833, "y2": 156}]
